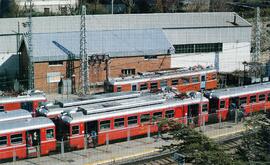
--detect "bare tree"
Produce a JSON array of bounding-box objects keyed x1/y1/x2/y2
[
  {"x1": 210, "y1": 0, "x2": 232, "y2": 12},
  {"x1": 184, "y1": 0, "x2": 210, "y2": 12},
  {"x1": 121, "y1": 0, "x2": 135, "y2": 14}
]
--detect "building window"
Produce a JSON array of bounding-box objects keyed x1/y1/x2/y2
[
  {"x1": 144, "y1": 55, "x2": 157, "y2": 60},
  {"x1": 259, "y1": 94, "x2": 265, "y2": 102},
  {"x1": 0, "y1": 136, "x2": 7, "y2": 146},
  {"x1": 239, "y1": 97, "x2": 247, "y2": 105},
  {"x1": 174, "y1": 43, "x2": 223, "y2": 54},
  {"x1": 114, "y1": 118, "x2": 125, "y2": 128},
  {"x1": 140, "y1": 114, "x2": 150, "y2": 123},
  {"x1": 171, "y1": 79, "x2": 178, "y2": 85},
  {"x1": 100, "y1": 120, "x2": 111, "y2": 131},
  {"x1": 44, "y1": 8, "x2": 50, "y2": 14},
  {"x1": 150, "y1": 82, "x2": 158, "y2": 90},
  {"x1": 11, "y1": 134, "x2": 23, "y2": 144},
  {"x1": 46, "y1": 129, "x2": 54, "y2": 139},
  {"x1": 140, "y1": 83, "x2": 148, "y2": 91},
  {"x1": 48, "y1": 61, "x2": 63, "y2": 66},
  {"x1": 250, "y1": 95, "x2": 257, "y2": 103},
  {"x1": 220, "y1": 100, "x2": 225, "y2": 109},
  {"x1": 121, "y1": 69, "x2": 135, "y2": 76},
  {"x1": 202, "y1": 104, "x2": 208, "y2": 112},
  {"x1": 72, "y1": 126, "x2": 80, "y2": 135},
  {"x1": 128, "y1": 116, "x2": 138, "y2": 125},
  {"x1": 165, "y1": 110, "x2": 174, "y2": 118}
]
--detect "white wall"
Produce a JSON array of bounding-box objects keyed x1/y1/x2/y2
[{"x1": 171, "y1": 42, "x2": 251, "y2": 72}]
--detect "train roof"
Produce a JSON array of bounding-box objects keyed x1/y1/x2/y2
[
  {"x1": 207, "y1": 82, "x2": 270, "y2": 99},
  {"x1": 57, "y1": 91, "x2": 141, "y2": 107},
  {"x1": 61, "y1": 96, "x2": 208, "y2": 124},
  {"x1": 0, "y1": 117, "x2": 54, "y2": 134},
  {"x1": 77, "y1": 93, "x2": 166, "y2": 115},
  {"x1": 0, "y1": 95, "x2": 46, "y2": 104},
  {"x1": 0, "y1": 109, "x2": 32, "y2": 122},
  {"x1": 107, "y1": 67, "x2": 216, "y2": 85},
  {"x1": 38, "y1": 91, "x2": 142, "y2": 117}
]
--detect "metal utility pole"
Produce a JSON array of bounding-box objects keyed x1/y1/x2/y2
[
  {"x1": 111, "y1": 0, "x2": 114, "y2": 14},
  {"x1": 254, "y1": 7, "x2": 261, "y2": 62},
  {"x1": 26, "y1": 0, "x2": 34, "y2": 90},
  {"x1": 80, "y1": 5, "x2": 89, "y2": 95}
]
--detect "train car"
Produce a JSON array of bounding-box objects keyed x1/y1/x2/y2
[
  {"x1": 37, "y1": 91, "x2": 141, "y2": 119},
  {"x1": 0, "y1": 95, "x2": 47, "y2": 116},
  {"x1": 59, "y1": 94, "x2": 209, "y2": 149},
  {"x1": 0, "y1": 117, "x2": 56, "y2": 160},
  {"x1": 104, "y1": 66, "x2": 217, "y2": 93},
  {"x1": 0, "y1": 109, "x2": 32, "y2": 122},
  {"x1": 205, "y1": 82, "x2": 270, "y2": 120}
]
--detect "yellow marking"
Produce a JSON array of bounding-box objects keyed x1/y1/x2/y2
[{"x1": 85, "y1": 148, "x2": 160, "y2": 165}]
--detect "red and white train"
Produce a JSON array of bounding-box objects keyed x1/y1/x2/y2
[
  {"x1": 1, "y1": 82, "x2": 270, "y2": 160},
  {"x1": 0, "y1": 95, "x2": 46, "y2": 115},
  {"x1": 205, "y1": 82, "x2": 270, "y2": 120},
  {"x1": 0, "y1": 117, "x2": 56, "y2": 160},
  {"x1": 104, "y1": 66, "x2": 217, "y2": 93}
]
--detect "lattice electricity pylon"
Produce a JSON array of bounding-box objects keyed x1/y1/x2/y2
[
  {"x1": 254, "y1": 7, "x2": 261, "y2": 62},
  {"x1": 80, "y1": 5, "x2": 89, "y2": 95},
  {"x1": 25, "y1": 0, "x2": 34, "y2": 90}
]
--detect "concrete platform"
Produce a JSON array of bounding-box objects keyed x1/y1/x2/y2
[{"x1": 2, "y1": 122, "x2": 244, "y2": 165}]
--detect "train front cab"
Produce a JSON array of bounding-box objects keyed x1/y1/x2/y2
[{"x1": 0, "y1": 126, "x2": 56, "y2": 160}]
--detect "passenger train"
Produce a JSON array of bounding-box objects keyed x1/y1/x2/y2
[
  {"x1": 104, "y1": 66, "x2": 217, "y2": 93},
  {"x1": 0, "y1": 82, "x2": 270, "y2": 160}
]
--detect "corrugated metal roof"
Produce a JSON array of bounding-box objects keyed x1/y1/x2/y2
[{"x1": 23, "y1": 28, "x2": 173, "y2": 62}]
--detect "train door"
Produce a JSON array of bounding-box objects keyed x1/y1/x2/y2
[
  {"x1": 85, "y1": 121, "x2": 98, "y2": 148},
  {"x1": 228, "y1": 97, "x2": 239, "y2": 120},
  {"x1": 200, "y1": 74, "x2": 206, "y2": 90},
  {"x1": 187, "y1": 104, "x2": 199, "y2": 125},
  {"x1": 21, "y1": 101, "x2": 33, "y2": 113},
  {"x1": 26, "y1": 129, "x2": 40, "y2": 157},
  {"x1": 131, "y1": 84, "x2": 137, "y2": 91}
]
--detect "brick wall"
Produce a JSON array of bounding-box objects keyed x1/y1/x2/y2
[{"x1": 33, "y1": 55, "x2": 171, "y2": 93}]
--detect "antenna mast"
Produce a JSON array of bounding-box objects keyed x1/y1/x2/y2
[
  {"x1": 254, "y1": 7, "x2": 261, "y2": 62},
  {"x1": 27, "y1": 0, "x2": 34, "y2": 90}
]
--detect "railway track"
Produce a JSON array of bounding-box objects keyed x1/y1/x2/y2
[{"x1": 117, "y1": 133, "x2": 243, "y2": 165}]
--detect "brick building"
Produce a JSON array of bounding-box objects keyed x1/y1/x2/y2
[{"x1": 19, "y1": 29, "x2": 172, "y2": 93}]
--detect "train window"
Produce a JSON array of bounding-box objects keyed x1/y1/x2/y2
[
  {"x1": 150, "y1": 82, "x2": 158, "y2": 90},
  {"x1": 46, "y1": 129, "x2": 54, "y2": 139},
  {"x1": 153, "y1": 112, "x2": 163, "y2": 121},
  {"x1": 211, "y1": 73, "x2": 217, "y2": 80},
  {"x1": 72, "y1": 126, "x2": 80, "y2": 135},
  {"x1": 114, "y1": 118, "x2": 125, "y2": 128},
  {"x1": 0, "y1": 136, "x2": 7, "y2": 146},
  {"x1": 191, "y1": 76, "x2": 199, "y2": 83},
  {"x1": 171, "y1": 79, "x2": 178, "y2": 85},
  {"x1": 250, "y1": 95, "x2": 257, "y2": 103},
  {"x1": 268, "y1": 93, "x2": 270, "y2": 101},
  {"x1": 0, "y1": 105, "x2": 4, "y2": 111},
  {"x1": 181, "y1": 77, "x2": 190, "y2": 84},
  {"x1": 259, "y1": 94, "x2": 266, "y2": 101},
  {"x1": 202, "y1": 104, "x2": 208, "y2": 112},
  {"x1": 140, "y1": 114, "x2": 150, "y2": 123},
  {"x1": 160, "y1": 80, "x2": 167, "y2": 87},
  {"x1": 11, "y1": 134, "x2": 23, "y2": 144},
  {"x1": 128, "y1": 116, "x2": 138, "y2": 125},
  {"x1": 100, "y1": 120, "x2": 111, "y2": 131},
  {"x1": 239, "y1": 97, "x2": 247, "y2": 105},
  {"x1": 140, "y1": 83, "x2": 148, "y2": 91},
  {"x1": 220, "y1": 101, "x2": 225, "y2": 109},
  {"x1": 165, "y1": 110, "x2": 174, "y2": 118},
  {"x1": 117, "y1": 86, "x2": 122, "y2": 92}
]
